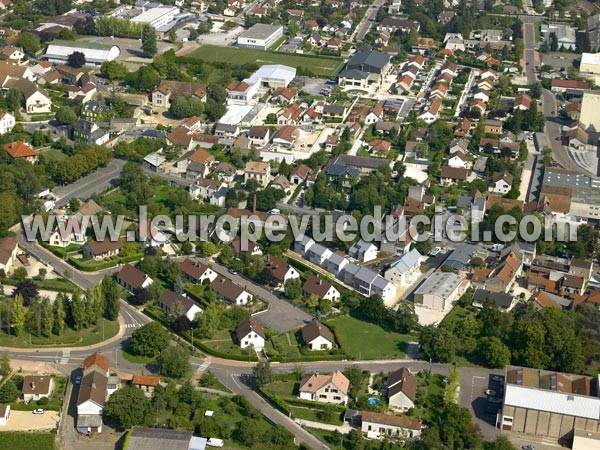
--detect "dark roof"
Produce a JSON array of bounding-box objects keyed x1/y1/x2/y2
[
  {"x1": 325, "y1": 154, "x2": 389, "y2": 177},
  {"x1": 441, "y1": 166, "x2": 468, "y2": 180},
  {"x1": 472, "y1": 288, "x2": 514, "y2": 309},
  {"x1": 265, "y1": 255, "x2": 293, "y2": 282},
  {"x1": 301, "y1": 319, "x2": 334, "y2": 344},
  {"x1": 117, "y1": 264, "x2": 148, "y2": 290},
  {"x1": 387, "y1": 367, "x2": 417, "y2": 401},
  {"x1": 77, "y1": 370, "x2": 107, "y2": 407},
  {"x1": 209, "y1": 276, "x2": 245, "y2": 302},
  {"x1": 302, "y1": 274, "x2": 336, "y2": 299},
  {"x1": 180, "y1": 258, "x2": 212, "y2": 281},
  {"x1": 86, "y1": 239, "x2": 123, "y2": 256},
  {"x1": 361, "y1": 410, "x2": 422, "y2": 430},
  {"x1": 346, "y1": 50, "x2": 390, "y2": 73},
  {"x1": 234, "y1": 316, "x2": 265, "y2": 341},
  {"x1": 22, "y1": 376, "x2": 53, "y2": 395},
  {"x1": 340, "y1": 68, "x2": 369, "y2": 79},
  {"x1": 158, "y1": 290, "x2": 197, "y2": 313},
  {"x1": 127, "y1": 427, "x2": 193, "y2": 450}
]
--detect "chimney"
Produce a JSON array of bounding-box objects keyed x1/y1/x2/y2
[{"x1": 31, "y1": 382, "x2": 35, "y2": 390}]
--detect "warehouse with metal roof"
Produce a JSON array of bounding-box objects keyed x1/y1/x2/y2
[{"x1": 44, "y1": 40, "x2": 120, "y2": 66}]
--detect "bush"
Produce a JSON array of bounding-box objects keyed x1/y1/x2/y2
[{"x1": 37, "y1": 397, "x2": 50, "y2": 406}]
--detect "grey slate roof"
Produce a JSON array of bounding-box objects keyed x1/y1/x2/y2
[{"x1": 346, "y1": 50, "x2": 390, "y2": 73}]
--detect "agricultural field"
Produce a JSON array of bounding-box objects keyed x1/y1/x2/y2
[
  {"x1": 0, "y1": 432, "x2": 56, "y2": 450},
  {"x1": 186, "y1": 45, "x2": 345, "y2": 77}
]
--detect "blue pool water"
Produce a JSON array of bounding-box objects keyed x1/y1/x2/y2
[{"x1": 368, "y1": 397, "x2": 378, "y2": 405}]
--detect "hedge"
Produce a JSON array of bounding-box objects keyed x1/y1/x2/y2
[{"x1": 67, "y1": 253, "x2": 143, "y2": 272}]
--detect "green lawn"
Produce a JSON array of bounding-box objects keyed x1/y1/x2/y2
[
  {"x1": 0, "y1": 320, "x2": 119, "y2": 348},
  {"x1": 410, "y1": 373, "x2": 446, "y2": 425},
  {"x1": 326, "y1": 314, "x2": 412, "y2": 360},
  {"x1": 39, "y1": 148, "x2": 67, "y2": 162},
  {"x1": 202, "y1": 339, "x2": 253, "y2": 359},
  {"x1": 268, "y1": 332, "x2": 302, "y2": 359},
  {"x1": 288, "y1": 405, "x2": 344, "y2": 425},
  {"x1": 121, "y1": 347, "x2": 155, "y2": 365},
  {"x1": 263, "y1": 377, "x2": 299, "y2": 400},
  {"x1": 185, "y1": 45, "x2": 345, "y2": 77},
  {"x1": 0, "y1": 432, "x2": 56, "y2": 450}
]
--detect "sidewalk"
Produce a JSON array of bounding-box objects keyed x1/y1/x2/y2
[{"x1": 295, "y1": 418, "x2": 352, "y2": 433}]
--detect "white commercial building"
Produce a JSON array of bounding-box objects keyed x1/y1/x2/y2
[
  {"x1": 237, "y1": 23, "x2": 283, "y2": 50},
  {"x1": 580, "y1": 91, "x2": 600, "y2": 132},
  {"x1": 45, "y1": 40, "x2": 120, "y2": 66},
  {"x1": 132, "y1": 6, "x2": 180, "y2": 30},
  {"x1": 413, "y1": 272, "x2": 468, "y2": 311}
]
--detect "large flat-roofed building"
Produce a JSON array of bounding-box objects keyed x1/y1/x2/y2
[
  {"x1": 44, "y1": 40, "x2": 120, "y2": 66},
  {"x1": 237, "y1": 24, "x2": 283, "y2": 50},
  {"x1": 413, "y1": 272, "x2": 468, "y2": 311},
  {"x1": 542, "y1": 167, "x2": 600, "y2": 220},
  {"x1": 580, "y1": 91, "x2": 600, "y2": 132},
  {"x1": 132, "y1": 6, "x2": 180, "y2": 30},
  {"x1": 500, "y1": 366, "x2": 600, "y2": 443}
]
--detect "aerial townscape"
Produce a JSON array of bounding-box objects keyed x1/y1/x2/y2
[{"x1": 1, "y1": 0, "x2": 600, "y2": 450}]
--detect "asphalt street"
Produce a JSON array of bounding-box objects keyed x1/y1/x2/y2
[
  {"x1": 53, "y1": 159, "x2": 126, "y2": 207},
  {"x1": 354, "y1": 0, "x2": 386, "y2": 42}
]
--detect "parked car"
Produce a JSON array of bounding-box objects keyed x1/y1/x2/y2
[
  {"x1": 429, "y1": 247, "x2": 442, "y2": 256},
  {"x1": 228, "y1": 268, "x2": 238, "y2": 275},
  {"x1": 75, "y1": 375, "x2": 82, "y2": 384},
  {"x1": 33, "y1": 409, "x2": 45, "y2": 414},
  {"x1": 207, "y1": 438, "x2": 224, "y2": 447}
]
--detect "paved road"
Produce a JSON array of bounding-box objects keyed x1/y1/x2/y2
[
  {"x1": 522, "y1": 21, "x2": 595, "y2": 176},
  {"x1": 54, "y1": 159, "x2": 126, "y2": 207},
  {"x1": 196, "y1": 256, "x2": 313, "y2": 332},
  {"x1": 354, "y1": 0, "x2": 385, "y2": 42}
]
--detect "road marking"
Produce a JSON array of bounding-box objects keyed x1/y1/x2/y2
[
  {"x1": 195, "y1": 361, "x2": 211, "y2": 372},
  {"x1": 60, "y1": 350, "x2": 70, "y2": 364},
  {"x1": 231, "y1": 373, "x2": 242, "y2": 390}
]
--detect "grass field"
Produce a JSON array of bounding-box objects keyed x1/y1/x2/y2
[
  {"x1": 185, "y1": 45, "x2": 345, "y2": 77},
  {"x1": 0, "y1": 320, "x2": 119, "y2": 348},
  {"x1": 0, "y1": 432, "x2": 56, "y2": 450},
  {"x1": 327, "y1": 314, "x2": 412, "y2": 360},
  {"x1": 39, "y1": 148, "x2": 67, "y2": 162}
]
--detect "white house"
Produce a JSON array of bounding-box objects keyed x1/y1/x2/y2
[
  {"x1": 77, "y1": 370, "x2": 107, "y2": 434},
  {"x1": 384, "y1": 249, "x2": 422, "y2": 286},
  {"x1": 0, "y1": 110, "x2": 15, "y2": 135},
  {"x1": 301, "y1": 319, "x2": 335, "y2": 351},
  {"x1": 265, "y1": 255, "x2": 300, "y2": 284},
  {"x1": 234, "y1": 316, "x2": 265, "y2": 350},
  {"x1": 157, "y1": 291, "x2": 203, "y2": 322},
  {"x1": 299, "y1": 371, "x2": 350, "y2": 405},
  {"x1": 361, "y1": 410, "x2": 422, "y2": 440},
  {"x1": 491, "y1": 171, "x2": 513, "y2": 194},
  {"x1": 210, "y1": 276, "x2": 253, "y2": 306},
  {"x1": 180, "y1": 258, "x2": 218, "y2": 284},
  {"x1": 348, "y1": 239, "x2": 378, "y2": 263},
  {"x1": 48, "y1": 217, "x2": 87, "y2": 247},
  {"x1": 22, "y1": 376, "x2": 54, "y2": 403},
  {"x1": 448, "y1": 151, "x2": 469, "y2": 169},
  {"x1": 4, "y1": 79, "x2": 52, "y2": 113},
  {"x1": 307, "y1": 243, "x2": 333, "y2": 265},
  {"x1": 116, "y1": 264, "x2": 153, "y2": 292},
  {"x1": 302, "y1": 274, "x2": 340, "y2": 302},
  {"x1": 387, "y1": 368, "x2": 417, "y2": 411},
  {"x1": 0, "y1": 404, "x2": 10, "y2": 426},
  {"x1": 0, "y1": 236, "x2": 18, "y2": 274}
]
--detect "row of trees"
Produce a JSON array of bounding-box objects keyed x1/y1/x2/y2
[
  {"x1": 53, "y1": 145, "x2": 112, "y2": 185},
  {"x1": 419, "y1": 294, "x2": 599, "y2": 373}
]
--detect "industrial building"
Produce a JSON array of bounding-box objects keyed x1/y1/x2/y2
[
  {"x1": 44, "y1": 40, "x2": 120, "y2": 66},
  {"x1": 412, "y1": 271, "x2": 469, "y2": 311},
  {"x1": 132, "y1": 6, "x2": 180, "y2": 30},
  {"x1": 237, "y1": 24, "x2": 283, "y2": 50},
  {"x1": 500, "y1": 366, "x2": 600, "y2": 445}
]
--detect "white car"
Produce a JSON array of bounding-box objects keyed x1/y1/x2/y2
[
  {"x1": 207, "y1": 438, "x2": 224, "y2": 447},
  {"x1": 429, "y1": 247, "x2": 442, "y2": 256},
  {"x1": 32, "y1": 409, "x2": 45, "y2": 414}
]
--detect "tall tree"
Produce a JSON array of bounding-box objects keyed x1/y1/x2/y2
[
  {"x1": 102, "y1": 276, "x2": 121, "y2": 320},
  {"x1": 141, "y1": 24, "x2": 157, "y2": 57},
  {"x1": 104, "y1": 385, "x2": 152, "y2": 429},
  {"x1": 53, "y1": 295, "x2": 65, "y2": 336},
  {"x1": 130, "y1": 322, "x2": 170, "y2": 358},
  {"x1": 10, "y1": 295, "x2": 25, "y2": 336},
  {"x1": 41, "y1": 297, "x2": 54, "y2": 337},
  {"x1": 71, "y1": 289, "x2": 87, "y2": 330},
  {"x1": 251, "y1": 360, "x2": 273, "y2": 388}
]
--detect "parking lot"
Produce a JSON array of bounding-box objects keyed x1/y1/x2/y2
[
  {"x1": 540, "y1": 52, "x2": 578, "y2": 70},
  {"x1": 293, "y1": 76, "x2": 334, "y2": 96}
]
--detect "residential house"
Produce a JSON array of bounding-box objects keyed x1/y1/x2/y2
[
  {"x1": 77, "y1": 370, "x2": 107, "y2": 434},
  {"x1": 561, "y1": 274, "x2": 585, "y2": 295},
  {"x1": 265, "y1": 255, "x2": 300, "y2": 284},
  {"x1": 514, "y1": 93, "x2": 531, "y2": 110},
  {"x1": 307, "y1": 243, "x2": 333, "y2": 265},
  {"x1": 209, "y1": 276, "x2": 252, "y2": 305},
  {"x1": 301, "y1": 319, "x2": 335, "y2": 350},
  {"x1": 0, "y1": 404, "x2": 9, "y2": 426},
  {"x1": 116, "y1": 264, "x2": 153, "y2": 292},
  {"x1": 213, "y1": 161, "x2": 236, "y2": 183},
  {"x1": 360, "y1": 411, "x2": 422, "y2": 440},
  {"x1": 231, "y1": 237, "x2": 263, "y2": 257},
  {"x1": 302, "y1": 274, "x2": 340, "y2": 302},
  {"x1": 472, "y1": 288, "x2": 515, "y2": 311},
  {"x1": 386, "y1": 368, "x2": 417, "y2": 411},
  {"x1": 136, "y1": 221, "x2": 169, "y2": 248},
  {"x1": 565, "y1": 126, "x2": 589, "y2": 150},
  {"x1": 271, "y1": 87, "x2": 297, "y2": 104},
  {"x1": 180, "y1": 258, "x2": 218, "y2": 284},
  {"x1": 348, "y1": 239, "x2": 378, "y2": 262},
  {"x1": 384, "y1": 249, "x2": 422, "y2": 286},
  {"x1": 22, "y1": 376, "x2": 54, "y2": 403},
  {"x1": 3, "y1": 140, "x2": 37, "y2": 163},
  {"x1": 84, "y1": 239, "x2": 123, "y2": 260},
  {"x1": 245, "y1": 161, "x2": 271, "y2": 187},
  {"x1": 326, "y1": 252, "x2": 349, "y2": 276},
  {"x1": 157, "y1": 290, "x2": 203, "y2": 322},
  {"x1": 131, "y1": 375, "x2": 160, "y2": 397},
  {"x1": 491, "y1": 171, "x2": 513, "y2": 194},
  {"x1": 484, "y1": 119, "x2": 503, "y2": 135},
  {"x1": 448, "y1": 151, "x2": 469, "y2": 169},
  {"x1": 67, "y1": 82, "x2": 97, "y2": 104},
  {"x1": 486, "y1": 251, "x2": 521, "y2": 293},
  {"x1": 234, "y1": 316, "x2": 265, "y2": 350},
  {"x1": 418, "y1": 97, "x2": 442, "y2": 124},
  {"x1": 272, "y1": 125, "x2": 297, "y2": 148},
  {"x1": 551, "y1": 79, "x2": 589, "y2": 94},
  {"x1": 299, "y1": 371, "x2": 350, "y2": 404},
  {"x1": 290, "y1": 164, "x2": 311, "y2": 185},
  {"x1": 3, "y1": 78, "x2": 51, "y2": 113},
  {"x1": 368, "y1": 139, "x2": 391, "y2": 154},
  {"x1": 440, "y1": 166, "x2": 468, "y2": 185},
  {"x1": 151, "y1": 80, "x2": 207, "y2": 108},
  {"x1": 248, "y1": 126, "x2": 270, "y2": 147},
  {"x1": 0, "y1": 110, "x2": 15, "y2": 135},
  {"x1": 449, "y1": 138, "x2": 469, "y2": 154},
  {"x1": 569, "y1": 258, "x2": 593, "y2": 280}
]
